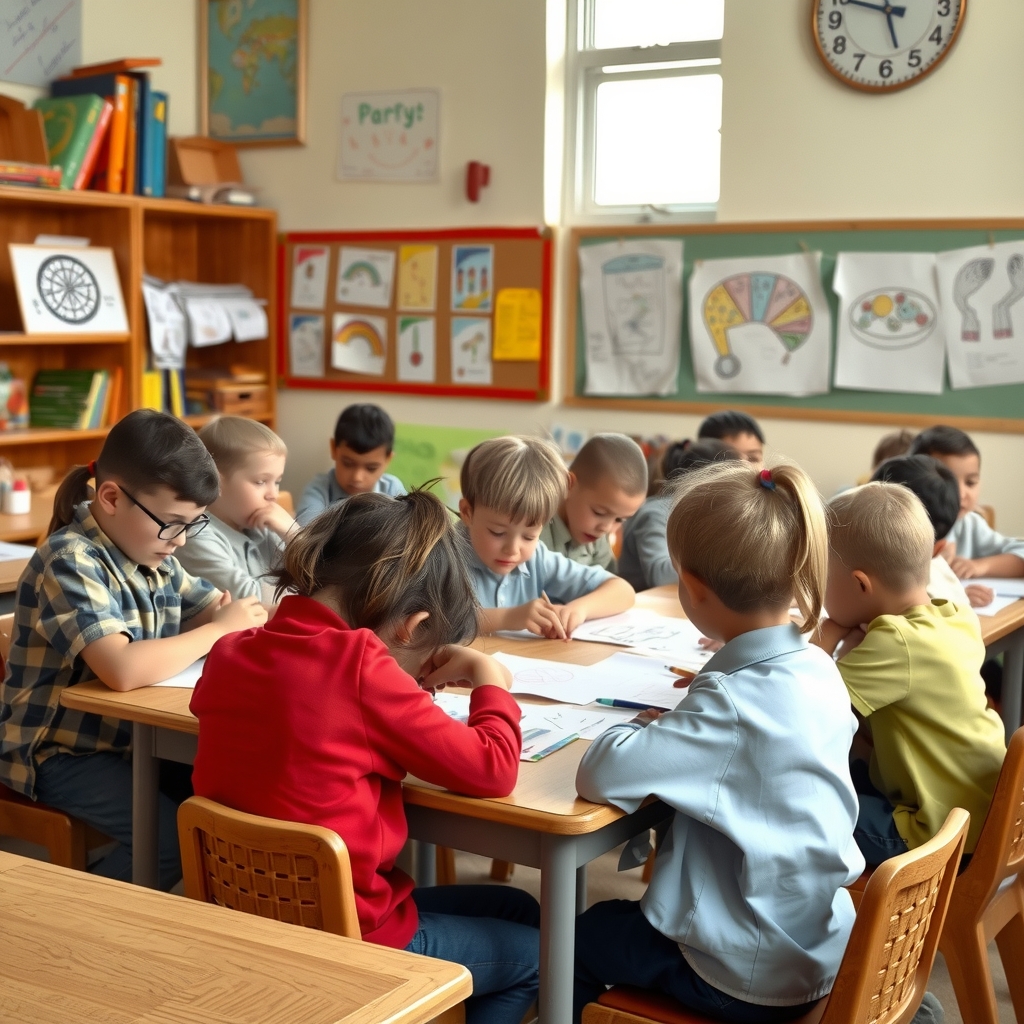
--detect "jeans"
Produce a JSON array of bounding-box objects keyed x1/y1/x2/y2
[
  {"x1": 406, "y1": 884, "x2": 540, "y2": 1024},
  {"x1": 34, "y1": 751, "x2": 191, "y2": 891},
  {"x1": 574, "y1": 900, "x2": 818, "y2": 1024},
  {"x1": 851, "y1": 759, "x2": 909, "y2": 867}
]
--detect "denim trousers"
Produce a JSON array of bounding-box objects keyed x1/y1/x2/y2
[
  {"x1": 34, "y1": 750, "x2": 192, "y2": 891},
  {"x1": 851, "y1": 759, "x2": 909, "y2": 867},
  {"x1": 574, "y1": 900, "x2": 818, "y2": 1024},
  {"x1": 405, "y1": 884, "x2": 541, "y2": 1024}
]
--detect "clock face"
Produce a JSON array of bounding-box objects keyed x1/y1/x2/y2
[{"x1": 814, "y1": 0, "x2": 966, "y2": 92}]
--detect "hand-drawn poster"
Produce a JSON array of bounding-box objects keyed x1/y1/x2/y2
[
  {"x1": 579, "y1": 239, "x2": 683, "y2": 396},
  {"x1": 337, "y1": 89, "x2": 439, "y2": 181},
  {"x1": 937, "y1": 240, "x2": 1024, "y2": 389},
  {"x1": 688, "y1": 252, "x2": 831, "y2": 396},
  {"x1": 331, "y1": 313, "x2": 387, "y2": 376},
  {"x1": 397, "y1": 316, "x2": 436, "y2": 383},
  {"x1": 452, "y1": 245, "x2": 493, "y2": 312},
  {"x1": 397, "y1": 244, "x2": 438, "y2": 311},
  {"x1": 291, "y1": 245, "x2": 329, "y2": 309},
  {"x1": 833, "y1": 252, "x2": 944, "y2": 394},
  {"x1": 0, "y1": 0, "x2": 81, "y2": 87},
  {"x1": 335, "y1": 247, "x2": 395, "y2": 308},
  {"x1": 289, "y1": 314, "x2": 324, "y2": 377},
  {"x1": 451, "y1": 317, "x2": 492, "y2": 385}
]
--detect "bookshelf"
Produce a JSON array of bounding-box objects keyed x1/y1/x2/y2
[{"x1": 0, "y1": 186, "x2": 277, "y2": 476}]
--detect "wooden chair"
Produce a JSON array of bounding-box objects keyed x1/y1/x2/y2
[
  {"x1": 277, "y1": 490, "x2": 294, "y2": 516},
  {"x1": 939, "y1": 727, "x2": 1024, "y2": 1024},
  {"x1": 178, "y1": 796, "x2": 465, "y2": 1023},
  {"x1": 582, "y1": 807, "x2": 970, "y2": 1024},
  {"x1": 979, "y1": 504, "x2": 996, "y2": 529}
]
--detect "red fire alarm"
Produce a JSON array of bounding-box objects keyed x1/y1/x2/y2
[{"x1": 466, "y1": 161, "x2": 490, "y2": 202}]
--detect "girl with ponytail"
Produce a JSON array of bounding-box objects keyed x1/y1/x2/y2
[{"x1": 190, "y1": 488, "x2": 540, "y2": 1024}]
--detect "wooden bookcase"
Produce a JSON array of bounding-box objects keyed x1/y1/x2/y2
[{"x1": 0, "y1": 185, "x2": 277, "y2": 475}]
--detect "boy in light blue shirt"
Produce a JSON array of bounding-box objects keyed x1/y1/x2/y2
[{"x1": 458, "y1": 436, "x2": 634, "y2": 638}]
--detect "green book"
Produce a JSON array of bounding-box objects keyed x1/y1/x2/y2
[
  {"x1": 30, "y1": 369, "x2": 100, "y2": 428},
  {"x1": 34, "y1": 94, "x2": 106, "y2": 189}
]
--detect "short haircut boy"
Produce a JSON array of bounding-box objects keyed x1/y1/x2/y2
[
  {"x1": 828, "y1": 483, "x2": 934, "y2": 592},
  {"x1": 334, "y1": 403, "x2": 395, "y2": 454},
  {"x1": 909, "y1": 425, "x2": 980, "y2": 461},
  {"x1": 697, "y1": 410, "x2": 764, "y2": 444},
  {"x1": 569, "y1": 433, "x2": 647, "y2": 495},
  {"x1": 871, "y1": 455, "x2": 960, "y2": 542},
  {"x1": 199, "y1": 416, "x2": 287, "y2": 476},
  {"x1": 871, "y1": 429, "x2": 916, "y2": 469},
  {"x1": 662, "y1": 438, "x2": 739, "y2": 481},
  {"x1": 460, "y1": 436, "x2": 567, "y2": 526}
]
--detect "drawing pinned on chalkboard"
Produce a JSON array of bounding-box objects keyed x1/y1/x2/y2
[
  {"x1": 335, "y1": 247, "x2": 395, "y2": 308},
  {"x1": 451, "y1": 317, "x2": 492, "y2": 385},
  {"x1": 331, "y1": 313, "x2": 387, "y2": 376},
  {"x1": 688, "y1": 252, "x2": 830, "y2": 396},
  {"x1": 578, "y1": 239, "x2": 683, "y2": 396},
  {"x1": 397, "y1": 316, "x2": 436, "y2": 383}
]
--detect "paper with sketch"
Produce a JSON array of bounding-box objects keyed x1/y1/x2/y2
[
  {"x1": 451, "y1": 317, "x2": 492, "y2": 385},
  {"x1": 938, "y1": 240, "x2": 1024, "y2": 389},
  {"x1": 185, "y1": 297, "x2": 233, "y2": 347},
  {"x1": 493, "y1": 652, "x2": 603, "y2": 705},
  {"x1": 571, "y1": 610, "x2": 713, "y2": 673},
  {"x1": 142, "y1": 282, "x2": 187, "y2": 370},
  {"x1": 833, "y1": 252, "x2": 944, "y2": 394},
  {"x1": 331, "y1": 313, "x2": 387, "y2": 376},
  {"x1": 154, "y1": 658, "x2": 205, "y2": 688},
  {"x1": 585, "y1": 652, "x2": 690, "y2": 710},
  {"x1": 289, "y1": 314, "x2": 325, "y2": 377},
  {"x1": 397, "y1": 244, "x2": 438, "y2": 311},
  {"x1": 222, "y1": 298, "x2": 268, "y2": 341},
  {"x1": 689, "y1": 252, "x2": 831, "y2": 396},
  {"x1": 291, "y1": 245, "x2": 330, "y2": 309},
  {"x1": 336, "y1": 247, "x2": 395, "y2": 308},
  {"x1": 579, "y1": 239, "x2": 683, "y2": 396},
  {"x1": 397, "y1": 316, "x2": 436, "y2": 383}
]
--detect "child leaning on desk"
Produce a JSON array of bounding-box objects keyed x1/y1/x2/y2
[
  {"x1": 458, "y1": 435, "x2": 635, "y2": 639},
  {"x1": 0, "y1": 411, "x2": 267, "y2": 891},
  {"x1": 573, "y1": 462, "x2": 863, "y2": 1023},
  {"x1": 190, "y1": 489, "x2": 540, "y2": 1024}
]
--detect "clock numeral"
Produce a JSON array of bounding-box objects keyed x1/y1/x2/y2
[
  {"x1": 853, "y1": 52, "x2": 866, "y2": 71},
  {"x1": 929, "y1": 25, "x2": 943, "y2": 44},
  {"x1": 828, "y1": 10, "x2": 842, "y2": 29},
  {"x1": 879, "y1": 58, "x2": 893, "y2": 78},
  {"x1": 832, "y1": 34, "x2": 846, "y2": 54},
  {"x1": 908, "y1": 48, "x2": 922, "y2": 68},
  {"x1": 937, "y1": 0, "x2": 951, "y2": 15}
]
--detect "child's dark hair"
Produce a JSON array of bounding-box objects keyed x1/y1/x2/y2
[
  {"x1": 871, "y1": 428, "x2": 916, "y2": 469},
  {"x1": 663, "y1": 438, "x2": 740, "y2": 481},
  {"x1": 697, "y1": 410, "x2": 764, "y2": 444},
  {"x1": 871, "y1": 455, "x2": 960, "y2": 542},
  {"x1": 49, "y1": 410, "x2": 219, "y2": 535},
  {"x1": 272, "y1": 488, "x2": 478, "y2": 653},
  {"x1": 334, "y1": 403, "x2": 395, "y2": 455},
  {"x1": 908, "y1": 425, "x2": 980, "y2": 462}
]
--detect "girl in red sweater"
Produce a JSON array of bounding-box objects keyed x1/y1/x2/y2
[{"x1": 191, "y1": 490, "x2": 539, "y2": 1024}]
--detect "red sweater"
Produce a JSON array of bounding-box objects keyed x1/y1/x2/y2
[{"x1": 190, "y1": 595, "x2": 521, "y2": 948}]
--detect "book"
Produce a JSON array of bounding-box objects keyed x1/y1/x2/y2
[
  {"x1": 149, "y1": 91, "x2": 168, "y2": 198},
  {"x1": 67, "y1": 57, "x2": 161, "y2": 78},
  {"x1": 73, "y1": 99, "x2": 112, "y2": 189},
  {"x1": 0, "y1": 161, "x2": 62, "y2": 188},
  {"x1": 34, "y1": 95, "x2": 107, "y2": 189},
  {"x1": 123, "y1": 77, "x2": 138, "y2": 194},
  {"x1": 29, "y1": 370, "x2": 102, "y2": 428},
  {"x1": 141, "y1": 370, "x2": 164, "y2": 412},
  {"x1": 79, "y1": 370, "x2": 107, "y2": 429},
  {"x1": 133, "y1": 73, "x2": 151, "y2": 196}
]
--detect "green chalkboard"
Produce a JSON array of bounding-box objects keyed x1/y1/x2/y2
[{"x1": 568, "y1": 220, "x2": 1024, "y2": 432}]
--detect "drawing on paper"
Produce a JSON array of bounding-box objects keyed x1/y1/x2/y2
[
  {"x1": 452, "y1": 245, "x2": 494, "y2": 312},
  {"x1": 450, "y1": 317, "x2": 492, "y2": 385},
  {"x1": 601, "y1": 254, "x2": 665, "y2": 355},
  {"x1": 849, "y1": 289, "x2": 936, "y2": 350},
  {"x1": 397, "y1": 316, "x2": 436, "y2": 383},
  {"x1": 993, "y1": 255, "x2": 1024, "y2": 339},
  {"x1": 37, "y1": 255, "x2": 99, "y2": 323},
  {"x1": 335, "y1": 247, "x2": 395, "y2": 308},
  {"x1": 702, "y1": 273, "x2": 812, "y2": 379},
  {"x1": 512, "y1": 665, "x2": 575, "y2": 686},
  {"x1": 953, "y1": 258, "x2": 994, "y2": 341},
  {"x1": 291, "y1": 245, "x2": 329, "y2": 309},
  {"x1": 289, "y1": 313, "x2": 324, "y2": 377},
  {"x1": 331, "y1": 313, "x2": 387, "y2": 376}
]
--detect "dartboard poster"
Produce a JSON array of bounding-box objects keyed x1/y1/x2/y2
[{"x1": 9, "y1": 245, "x2": 129, "y2": 335}]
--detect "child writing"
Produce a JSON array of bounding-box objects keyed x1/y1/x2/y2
[
  {"x1": 0, "y1": 410, "x2": 267, "y2": 890},
  {"x1": 190, "y1": 490, "x2": 540, "y2": 1024},
  {"x1": 573, "y1": 461, "x2": 862, "y2": 1021},
  {"x1": 176, "y1": 416, "x2": 296, "y2": 608},
  {"x1": 909, "y1": 425, "x2": 1024, "y2": 578},
  {"x1": 296, "y1": 402, "x2": 406, "y2": 525},
  {"x1": 818, "y1": 482, "x2": 1005, "y2": 866},
  {"x1": 458, "y1": 436, "x2": 634, "y2": 638},
  {"x1": 539, "y1": 433, "x2": 647, "y2": 571},
  {"x1": 697, "y1": 409, "x2": 765, "y2": 467}
]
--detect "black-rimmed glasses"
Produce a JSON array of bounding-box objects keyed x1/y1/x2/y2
[{"x1": 120, "y1": 486, "x2": 210, "y2": 540}]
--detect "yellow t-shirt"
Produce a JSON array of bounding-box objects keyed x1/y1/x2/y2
[{"x1": 838, "y1": 600, "x2": 1005, "y2": 853}]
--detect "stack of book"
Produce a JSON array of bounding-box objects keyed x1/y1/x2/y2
[
  {"x1": 29, "y1": 368, "x2": 122, "y2": 430},
  {"x1": 0, "y1": 161, "x2": 63, "y2": 189}
]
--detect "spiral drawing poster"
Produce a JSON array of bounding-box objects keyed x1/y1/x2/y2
[
  {"x1": 937, "y1": 240, "x2": 1024, "y2": 389},
  {"x1": 688, "y1": 252, "x2": 830, "y2": 396}
]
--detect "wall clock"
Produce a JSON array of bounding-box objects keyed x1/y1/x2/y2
[{"x1": 813, "y1": 0, "x2": 967, "y2": 92}]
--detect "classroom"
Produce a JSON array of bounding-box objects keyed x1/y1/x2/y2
[{"x1": 1, "y1": 2, "x2": 1023, "y2": 1024}]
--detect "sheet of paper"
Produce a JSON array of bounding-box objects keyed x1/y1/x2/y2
[
  {"x1": 291, "y1": 245, "x2": 330, "y2": 309},
  {"x1": 154, "y1": 658, "x2": 205, "y2": 689},
  {"x1": 970, "y1": 577, "x2": 1024, "y2": 598},
  {"x1": 494, "y1": 288, "x2": 542, "y2": 361},
  {"x1": 938, "y1": 240, "x2": 1024, "y2": 389},
  {"x1": 974, "y1": 594, "x2": 1019, "y2": 617},
  {"x1": 571, "y1": 609, "x2": 713, "y2": 673},
  {"x1": 493, "y1": 652, "x2": 603, "y2": 705},
  {"x1": 451, "y1": 317, "x2": 492, "y2": 385},
  {"x1": 335, "y1": 247, "x2": 395, "y2": 308},
  {"x1": 688, "y1": 252, "x2": 831, "y2": 396},
  {"x1": 585, "y1": 652, "x2": 691, "y2": 710},
  {"x1": 331, "y1": 313, "x2": 387, "y2": 376},
  {"x1": 579, "y1": 239, "x2": 683, "y2": 396},
  {"x1": 0, "y1": 541, "x2": 36, "y2": 561},
  {"x1": 833, "y1": 252, "x2": 944, "y2": 394},
  {"x1": 289, "y1": 314, "x2": 325, "y2": 377},
  {"x1": 338, "y1": 89, "x2": 439, "y2": 182},
  {"x1": 185, "y1": 297, "x2": 233, "y2": 347},
  {"x1": 142, "y1": 282, "x2": 187, "y2": 370},
  {"x1": 222, "y1": 298, "x2": 269, "y2": 341},
  {"x1": 452, "y1": 245, "x2": 494, "y2": 312},
  {"x1": 397, "y1": 316, "x2": 436, "y2": 383},
  {"x1": 397, "y1": 244, "x2": 438, "y2": 311}
]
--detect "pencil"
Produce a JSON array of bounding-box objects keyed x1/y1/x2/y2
[
  {"x1": 669, "y1": 666, "x2": 695, "y2": 687},
  {"x1": 540, "y1": 590, "x2": 568, "y2": 641}
]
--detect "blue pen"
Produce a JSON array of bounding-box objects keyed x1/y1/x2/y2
[{"x1": 596, "y1": 698, "x2": 654, "y2": 711}]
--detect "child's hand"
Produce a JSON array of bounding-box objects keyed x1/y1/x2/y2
[
  {"x1": 834, "y1": 625, "x2": 867, "y2": 661},
  {"x1": 949, "y1": 553, "x2": 982, "y2": 578},
  {"x1": 249, "y1": 502, "x2": 297, "y2": 540},
  {"x1": 697, "y1": 636, "x2": 725, "y2": 653},
  {"x1": 814, "y1": 617, "x2": 860, "y2": 656},
  {"x1": 514, "y1": 598, "x2": 568, "y2": 639},
  {"x1": 422, "y1": 645, "x2": 512, "y2": 692},
  {"x1": 213, "y1": 593, "x2": 268, "y2": 633},
  {"x1": 554, "y1": 602, "x2": 588, "y2": 639},
  {"x1": 630, "y1": 708, "x2": 662, "y2": 727},
  {"x1": 966, "y1": 583, "x2": 994, "y2": 608}
]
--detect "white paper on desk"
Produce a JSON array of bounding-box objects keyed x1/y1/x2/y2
[
  {"x1": 493, "y1": 652, "x2": 603, "y2": 705},
  {"x1": 153, "y1": 658, "x2": 205, "y2": 688},
  {"x1": 222, "y1": 298, "x2": 269, "y2": 341},
  {"x1": 970, "y1": 577, "x2": 1024, "y2": 598},
  {"x1": 974, "y1": 594, "x2": 1019, "y2": 617},
  {"x1": 0, "y1": 541, "x2": 36, "y2": 561},
  {"x1": 586, "y1": 652, "x2": 690, "y2": 711},
  {"x1": 572, "y1": 610, "x2": 713, "y2": 673}
]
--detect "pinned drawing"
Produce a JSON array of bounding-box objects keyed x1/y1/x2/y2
[
  {"x1": 397, "y1": 316, "x2": 436, "y2": 383},
  {"x1": 849, "y1": 290, "x2": 936, "y2": 349},
  {"x1": 335, "y1": 247, "x2": 395, "y2": 308},
  {"x1": 952, "y1": 258, "x2": 994, "y2": 341},
  {"x1": 452, "y1": 245, "x2": 493, "y2": 312},
  {"x1": 289, "y1": 314, "x2": 324, "y2": 378},
  {"x1": 450, "y1": 317, "x2": 492, "y2": 385},
  {"x1": 291, "y1": 245, "x2": 329, "y2": 309},
  {"x1": 993, "y1": 255, "x2": 1024, "y2": 339},
  {"x1": 397, "y1": 244, "x2": 438, "y2": 311},
  {"x1": 331, "y1": 313, "x2": 387, "y2": 376},
  {"x1": 688, "y1": 253, "x2": 830, "y2": 396}
]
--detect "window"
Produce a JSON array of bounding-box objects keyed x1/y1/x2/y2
[{"x1": 564, "y1": 0, "x2": 723, "y2": 220}]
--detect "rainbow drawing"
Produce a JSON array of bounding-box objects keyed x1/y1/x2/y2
[
  {"x1": 331, "y1": 312, "x2": 387, "y2": 377},
  {"x1": 334, "y1": 318, "x2": 386, "y2": 355},
  {"x1": 341, "y1": 260, "x2": 382, "y2": 286}
]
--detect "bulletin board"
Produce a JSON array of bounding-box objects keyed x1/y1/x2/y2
[
  {"x1": 277, "y1": 227, "x2": 551, "y2": 401},
  {"x1": 568, "y1": 219, "x2": 1024, "y2": 433}
]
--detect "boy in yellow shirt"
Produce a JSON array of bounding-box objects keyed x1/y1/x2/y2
[{"x1": 816, "y1": 481, "x2": 1005, "y2": 865}]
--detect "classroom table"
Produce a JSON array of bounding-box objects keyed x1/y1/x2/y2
[
  {"x1": 0, "y1": 849, "x2": 470, "y2": 1024},
  {"x1": 0, "y1": 554, "x2": 29, "y2": 594},
  {"x1": 0, "y1": 482, "x2": 56, "y2": 544}
]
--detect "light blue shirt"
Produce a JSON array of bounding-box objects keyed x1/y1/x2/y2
[
  {"x1": 947, "y1": 510, "x2": 1024, "y2": 562},
  {"x1": 295, "y1": 469, "x2": 406, "y2": 526},
  {"x1": 618, "y1": 494, "x2": 675, "y2": 591},
  {"x1": 577, "y1": 624, "x2": 863, "y2": 1006},
  {"x1": 466, "y1": 536, "x2": 614, "y2": 608}
]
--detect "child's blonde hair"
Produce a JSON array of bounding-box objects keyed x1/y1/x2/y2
[
  {"x1": 828, "y1": 482, "x2": 933, "y2": 592},
  {"x1": 460, "y1": 436, "x2": 567, "y2": 526},
  {"x1": 667, "y1": 461, "x2": 827, "y2": 632},
  {"x1": 570, "y1": 433, "x2": 648, "y2": 495},
  {"x1": 199, "y1": 416, "x2": 287, "y2": 476}
]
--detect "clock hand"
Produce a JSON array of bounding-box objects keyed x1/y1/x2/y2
[
  {"x1": 886, "y1": 11, "x2": 899, "y2": 46},
  {"x1": 841, "y1": 0, "x2": 888, "y2": 10}
]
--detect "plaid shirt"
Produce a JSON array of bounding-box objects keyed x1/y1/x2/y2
[{"x1": 0, "y1": 503, "x2": 217, "y2": 798}]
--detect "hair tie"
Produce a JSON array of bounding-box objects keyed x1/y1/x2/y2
[
  {"x1": 87, "y1": 460, "x2": 97, "y2": 477},
  {"x1": 759, "y1": 468, "x2": 776, "y2": 491}
]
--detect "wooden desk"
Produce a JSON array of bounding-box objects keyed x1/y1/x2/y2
[
  {"x1": 0, "y1": 555, "x2": 29, "y2": 594},
  {"x1": 0, "y1": 850, "x2": 470, "y2": 1024},
  {"x1": 0, "y1": 483, "x2": 56, "y2": 543}
]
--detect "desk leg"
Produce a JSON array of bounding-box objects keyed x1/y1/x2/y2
[
  {"x1": 1003, "y1": 637, "x2": 1024, "y2": 742},
  {"x1": 132, "y1": 723, "x2": 160, "y2": 889},
  {"x1": 576, "y1": 864, "x2": 588, "y2": 914},
  {"x1": 539, "y1": 835, "x2": 577, "y2": 1024}
]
